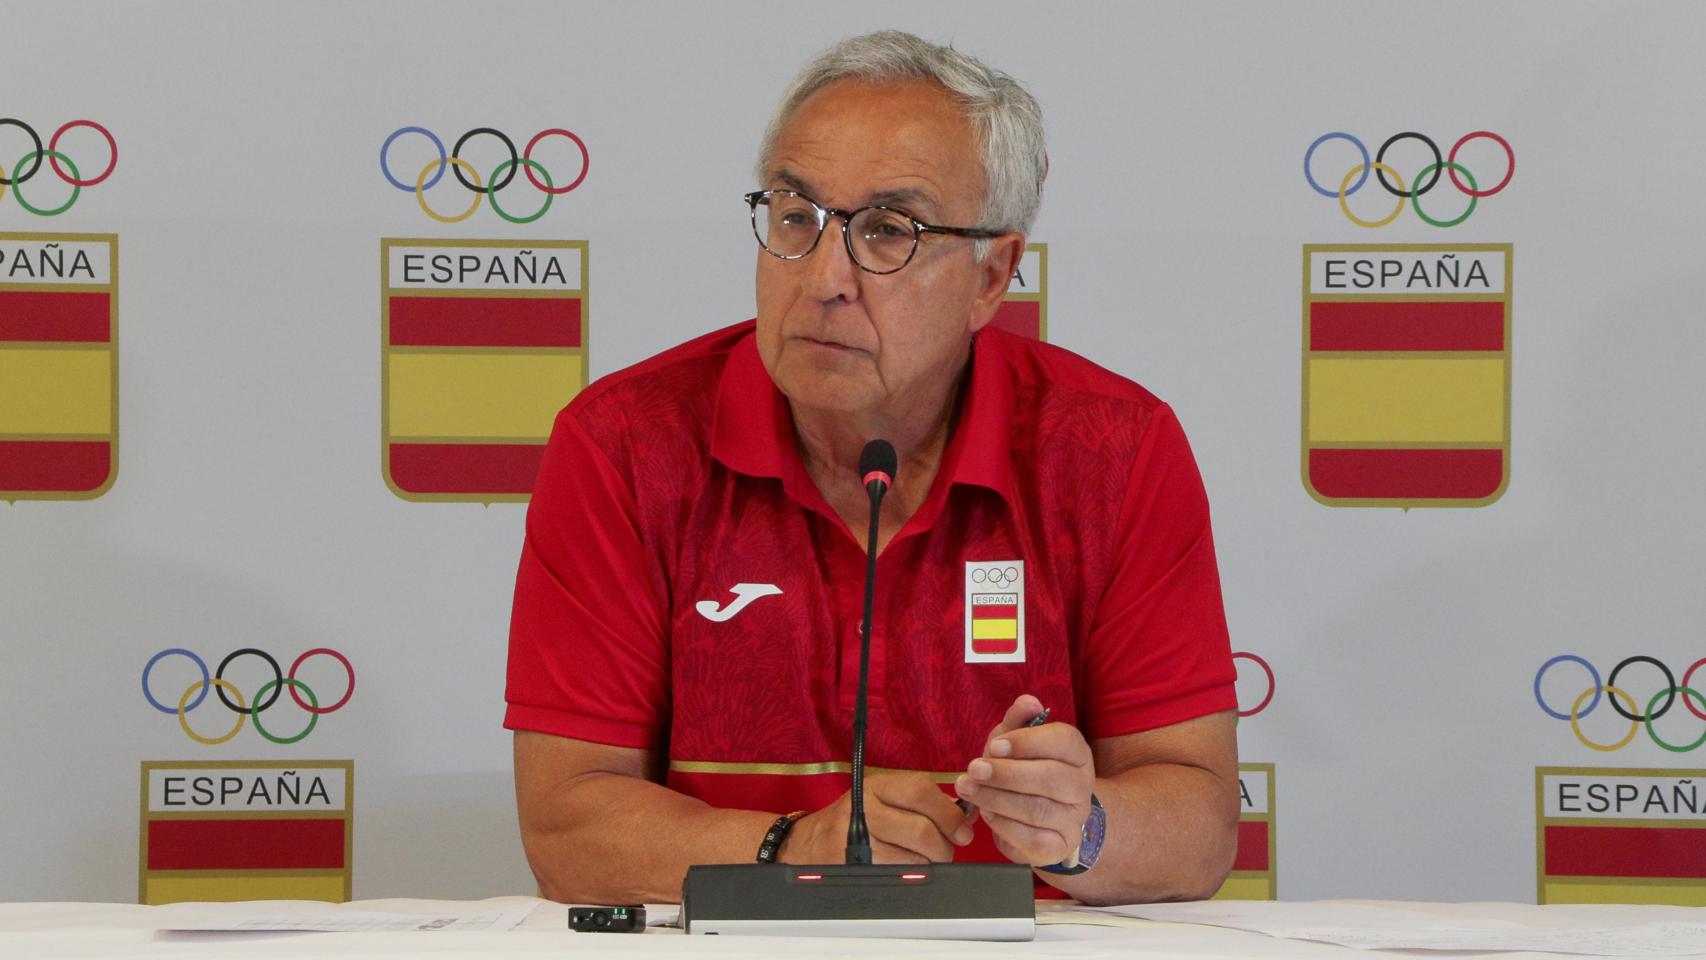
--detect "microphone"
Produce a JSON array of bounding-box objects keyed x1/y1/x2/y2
[
  {"x1": 845, "y1": 439, "x2": 896, "y2": 865},
  {"x1": 679, "y1": 438, "x2": 1034, "y2": 940},
  {"x1": 859, "y1": 439, "x2": 896, "y2": 497}
]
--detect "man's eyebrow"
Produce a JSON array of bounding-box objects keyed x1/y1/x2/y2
[
  {"x1": 865, "y1": 187, "x2": 938, "y2": 215},
  {"x1": 772, "y1": 170, "x2": 814, "y2": 194},
  {"x1": 768, "y1": 170, "x2": 939, "y2": 216}
]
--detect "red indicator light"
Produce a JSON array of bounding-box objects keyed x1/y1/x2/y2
[
  {"x1": 796, "y1": 873, "x2": 823, "y2": 881},
  {"x1": 900, "y1": 873, "x2": 927, "y2": 881}
]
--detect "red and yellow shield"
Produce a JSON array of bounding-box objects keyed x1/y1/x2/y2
[
  {"x1": 139, "y1": 760, "x2": 354, "y2": 904},
  {"x1": 380, "y1": 239, "x2": 587, "y2": 502},
  {"x1": 0, "y1": 232, "x2": 118, "y2": 500},
  {"x1": 1537, "y1": 767, "x2": 1706, "y2": 905},
  {"x1": 1302, "y1": 243, "x2": 1512, "y2": 507}
]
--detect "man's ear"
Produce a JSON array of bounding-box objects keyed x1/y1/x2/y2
[{"x1": 967, "y1": 233, "x2": 1028, "y2": 335}]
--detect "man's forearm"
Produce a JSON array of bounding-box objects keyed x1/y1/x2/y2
[
  {"x1": 522, "y1": 771, "x2": 776, "y2": 904},
  {"x1": 1039, "y1": 761, "x2": 1239, "y2": 905}
]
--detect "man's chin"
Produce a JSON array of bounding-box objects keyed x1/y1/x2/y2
[{"x1": 773, "y1": 365, "x2": 877, "y2": 416}]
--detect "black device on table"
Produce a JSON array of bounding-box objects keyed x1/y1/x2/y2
[{"x1": 569, "y1": 905, "x2": 645, "y2": 932}]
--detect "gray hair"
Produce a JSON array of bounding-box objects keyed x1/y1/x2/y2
[{"x1": 756, "y1": 31, "x2": 1046, "y2": 259}]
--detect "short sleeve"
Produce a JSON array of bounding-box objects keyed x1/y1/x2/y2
[
  {"x1": 1078, "y1": 404, "x2": 1236, "y2": 739},
  {"x1": 504, "y1": 408, "x2": 670, "y2": 749}
]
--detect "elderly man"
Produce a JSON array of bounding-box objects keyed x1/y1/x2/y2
[{"x1": 506, "y1": 31, "x2": 1238, "y2": 906}]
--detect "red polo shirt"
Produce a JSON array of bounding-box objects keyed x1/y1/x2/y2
[{"x1": 505, "y1": 320, "x2": 1235, "y2": 863}]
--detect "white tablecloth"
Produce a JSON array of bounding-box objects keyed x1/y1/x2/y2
[{"x1": 1, "y1": 897, "x2": 1701, "y2": 959}]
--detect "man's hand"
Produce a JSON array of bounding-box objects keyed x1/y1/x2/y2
[
  {"x1": 955, "y1": 694, "x2": 1095, "y2": 867},
  {"x1": 787, "y1": 772, "x2": 975, "y2": 864}
]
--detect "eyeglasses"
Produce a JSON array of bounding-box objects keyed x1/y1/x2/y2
[{"x1": 744, "y1": 189, "x2": 1004, "y2": 275}]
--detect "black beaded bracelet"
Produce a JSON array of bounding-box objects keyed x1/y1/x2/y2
[{"x1": 755, "y1": 810, "x2": 806, "y2": 863}]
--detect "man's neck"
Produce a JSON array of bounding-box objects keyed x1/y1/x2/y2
[{"x1": 790, "y1": 362, "x2": 967, "y2": 553}]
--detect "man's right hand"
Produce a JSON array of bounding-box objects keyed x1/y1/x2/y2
[{"x1": 785, "y1": 772, "x2": 975, "y2": 863}]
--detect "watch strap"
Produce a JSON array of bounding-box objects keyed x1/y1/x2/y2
[
  {"x1": 1039, "y1": 793, "x2": 1104, "y2": 876},
  {"x1": 755, "y1": 810, "x2": 807, "y2": 863}
]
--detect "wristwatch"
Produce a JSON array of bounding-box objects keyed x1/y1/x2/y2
[{"x1": 1039, "y1": 793, "x2": 1105, "y2": 875}]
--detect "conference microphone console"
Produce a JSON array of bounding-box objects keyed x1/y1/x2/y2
[{"x1": 681, "y1": 862, "x2": 1035, "y2": 939}]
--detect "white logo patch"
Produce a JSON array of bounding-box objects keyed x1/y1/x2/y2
[
  {"x1": 695, "y1": 583, "x2": 783, "y2": 622},
  {"x1": 965, "y1": 561, "x2": 1024, "y2": 663}
]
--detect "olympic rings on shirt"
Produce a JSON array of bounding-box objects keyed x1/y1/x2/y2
[
  {"x1": 0, "y1": 119, "x2": 117, "y2": 216},
  {"x1": 1232, "y1": 652, "x2": 1274, "y2": 718},
  {"x1": 1533, "y1": 655, "x2": 1706, "y2": 752},
  {"x1": 970, "y1": 567, "x2": 1019, "y2": 587},
  {"x1": 1304, "y1": 131, "x2": 1513, "y2": 227},
  {"x1": 142, "y1": 647, "x2": 355, "y2": 744},
  {"x1": 379, "y1": 126, "x2": 589, "y2": 222}
]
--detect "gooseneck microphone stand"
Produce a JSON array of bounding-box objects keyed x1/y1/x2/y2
[{"x1": 844, "y1": 437, "x2": 895, "y2": 866}]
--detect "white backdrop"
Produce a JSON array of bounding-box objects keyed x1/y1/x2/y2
[{"x1": 3, "y1": 0, "x2": 1705, "y2": 904}]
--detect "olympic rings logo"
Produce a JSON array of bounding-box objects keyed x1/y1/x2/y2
[
  {"x1": 1533, "y1": 655, "x2": 1706, "y2": 753},
  {"x1": 970, "y1": 566, "x2": 1019, "y2": 588},
  {"x1": 379, "y1": 126, "x2": 589, "y2": 224},
  {"x1": 0, "y1": 119, "x2": 118, "y2": 217},
  {"x1": 1303, "y1": 131, "x2": 1513, "y2": 228},
  {"x1": 1233, "y1": 652, "x2": 1274, "y2": 718},
  {"x1": 142, "y1": 648, "x2": 355, "y2": 746}
]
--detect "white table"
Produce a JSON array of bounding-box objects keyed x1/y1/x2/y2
[{"x1": 1, "y1": 897, "x2": 1701, "y2": 959}]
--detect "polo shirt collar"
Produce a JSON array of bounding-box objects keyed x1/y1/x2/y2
[
  {"x1": 710, "y1": 331, "x2": 795, "y2": 482},
  {"x1": 937, "y1": 329, "x2": 1019, "y2": 504},
  {"x1": 710, "y1": 327, "x2": 1018, "y2": 505}
]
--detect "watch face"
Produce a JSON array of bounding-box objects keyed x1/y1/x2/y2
[{"x1": 1079, "y1": 796, "x2": 1107, "y2": 868}]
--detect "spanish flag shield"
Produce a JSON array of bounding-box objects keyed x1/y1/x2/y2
[
  {"x1": 0, "y1": 232, "x2": 118, "y2": 501},
  {"x1": 380, "y1": 238, "x2": 587, "y2": 502},
  {"x1": 965, "y1": 560, "x2": 1025, "y2": 663},
  {"x1": 1537, "y1": 768, "x2": 1706, "y2": 906},
  {"x1": 1302, "y1": 243, "x2": 1512, "y2": 508}
]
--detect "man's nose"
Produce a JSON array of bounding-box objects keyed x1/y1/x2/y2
[{"x1": 799, "y1": 219, "x2": 860, "y2": 303}]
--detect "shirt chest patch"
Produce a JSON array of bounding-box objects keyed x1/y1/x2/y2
[
  {"x1": 965, "y1": 561, "x2": 1025, "y2": 663},
  {"x1": 694, "y1": 582, "x2": 783, "y2": 622}
]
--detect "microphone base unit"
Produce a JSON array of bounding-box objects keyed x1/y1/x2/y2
[{"x1": 680, "y1": 862, "x2": 1035, "y2": 940}]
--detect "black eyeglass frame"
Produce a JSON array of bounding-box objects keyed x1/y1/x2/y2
[{"x1": 744, "y1": 189, "x2": 1006, "y2": 275}]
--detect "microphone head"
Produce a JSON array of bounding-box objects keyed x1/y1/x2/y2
[{"x1": 859, "y1": 439, "x2": 897, "y2": 490}]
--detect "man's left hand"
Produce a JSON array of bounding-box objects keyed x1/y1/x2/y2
[{"x1": 954, "y1": 694, "x2": 1095, "y2": 867}]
